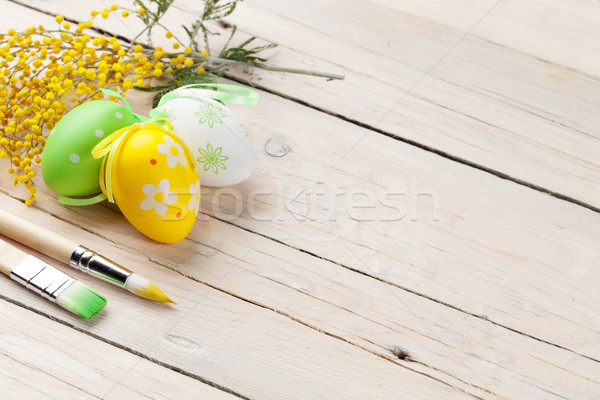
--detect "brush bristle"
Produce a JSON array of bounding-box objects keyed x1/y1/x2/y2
[
  {"x1": 55, "y1": 280, "x2": 107, "y2": 318},
  {"x1": 125, "y1": 273, "x2": 175, "y2": 303}
]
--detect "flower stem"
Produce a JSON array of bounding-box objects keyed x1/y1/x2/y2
[{"x1": 178, "y1": 51, "x2": 345, "y2": 80}]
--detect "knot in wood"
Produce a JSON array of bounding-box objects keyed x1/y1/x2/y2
[
  {"x1": 390, "y1": 346, "x2": 412, "y2": 361},
  {"x1": 265, "y1": 136, "x2": 291, "y2": 157}
]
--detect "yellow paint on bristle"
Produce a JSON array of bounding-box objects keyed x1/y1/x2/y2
[{"x1": 135, "y1": 282, "x2": 176, "y2": 303}]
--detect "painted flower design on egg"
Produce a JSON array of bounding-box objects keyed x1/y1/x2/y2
[
  {"x1": 197, "y1": 142, "x2": 228, "y2": 175},
  {"x1": 188, "y1": 180, "x2": 200, "y2": 216},
  {"x1": 194, "y1": 103, "x2": 226, "y2": 128},
  {"x1": 157, "y1": 135, "x2": 187, "y2": 168},
  {"x1": 140, "y1": 179, "x2": 178, "y2": 216}
]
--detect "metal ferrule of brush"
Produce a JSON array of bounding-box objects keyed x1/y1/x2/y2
[
  {"x1": 10, "y1": 256, "x2": 74, "y2": 302},
  {"x1": 70, "y1": 245, "x2": 132, "y2": 286}
]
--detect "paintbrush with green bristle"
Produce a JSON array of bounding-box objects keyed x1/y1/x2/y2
[
  {"x1": 0, "y1": 209, "x2": 173, "y2": 303},
  {"x1": 0, "y1": 238, "x2": 106, "y2": 318}
]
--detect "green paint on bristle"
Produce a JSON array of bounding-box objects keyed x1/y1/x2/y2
[{"x1": 55, "y1": 281, "x2": 107, "y2": 319}]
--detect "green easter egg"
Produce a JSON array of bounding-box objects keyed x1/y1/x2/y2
[{"x1": 42, "y1": 100, "x2": 136, "y2": 197}]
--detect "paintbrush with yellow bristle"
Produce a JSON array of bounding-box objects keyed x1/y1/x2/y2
[
  {"x1": 0, "y1": 238, "x2": 106, "y2": 318},
  {"x1": 0, "y1": 209, "x2": 173, "y2": 303}
]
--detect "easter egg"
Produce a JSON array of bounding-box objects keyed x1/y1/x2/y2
[
  {"x1": 150, "y1": 88, "x2": 255, "y2": 187},
  {"x1": 42, "y1": 100, "x2": 136, "y2": 197},
  {"x1": 106, "y1": 124, "x2": 199, "y2": 243}
]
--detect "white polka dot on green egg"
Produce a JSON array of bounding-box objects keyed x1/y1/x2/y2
[
  {"x1": 115, "y1": 112, "x2": 123, "y2": 119},
  {"x1": 95, "y1": 129, "x2": 104, "y2": 138},
  {"x1": 69, "y1": 153, "x2": 80, "y2": 163}
]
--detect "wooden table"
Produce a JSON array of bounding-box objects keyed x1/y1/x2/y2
[{"x1": 1, "y1": 1, "x2": 599, "y2": 398}]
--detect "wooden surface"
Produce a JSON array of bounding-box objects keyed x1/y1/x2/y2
[{"x1": 1, "y1": 1, "x2": 599, "y2": 399}]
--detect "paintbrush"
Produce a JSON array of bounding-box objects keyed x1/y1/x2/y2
[
  {"x1": 0, "y1": 237, "x2": 106, "y2": 318},
  {"x1": 0, "y1": 209, "x2": 174, "y2": 303}
]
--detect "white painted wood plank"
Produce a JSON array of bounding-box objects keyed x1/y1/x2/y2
[
  {"x1": 371, "y1": 0, "x2": 600, "y2": 78},
  {"x1": 0, "y1": 299, "x2": 238, "y2": 400},
  {"x1": 0, "y1": 2, "x2": 595, "y2": 396},
  {"x1": 1, "y1": 189, "x2": 599, "y2": 400},
  {"x1": 216, "y1": 0, "x2": 600, "y2": 207},
  {"x1": 14, "y1": 0, "x2": 599, "y2": 207}
]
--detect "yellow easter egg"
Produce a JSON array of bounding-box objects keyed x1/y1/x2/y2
[{"x1": 108, "y1": 125, "x2": 200, "y2": 243}]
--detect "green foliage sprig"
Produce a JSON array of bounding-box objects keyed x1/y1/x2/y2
[{"x1": 130, "y1": 0, "x2": 343, "y2": 105}]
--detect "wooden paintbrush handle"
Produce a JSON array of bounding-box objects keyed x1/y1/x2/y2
[
  {"x1": 0, "y1": 208, "x2": 77, "y2": 264},
  {"x1": 0, "y1": 238, "x2": 28, "y2": 276}
]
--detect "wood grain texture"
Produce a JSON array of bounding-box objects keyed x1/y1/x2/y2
[
  {"x1": 0, "y1": 299, "x2": 238, "y2": 400},
  {"x1": 0, "y1": 197, "x2": 476, "y2": 400},
  {"x1": 0, "y1": 1, "x2": 598, "y2": 399},
  {"x1": 4, "y1": 3, "x2": 594, "y2": 357},
  {"x1": 371, "y1": 0, "x2": 600, "y2": 78},
  {"x1": 14, "y1": 0, "x2": 599, "y2": 208},
  {"x1": 1, "y1": 190, "x2": 599, "y2": 399}
]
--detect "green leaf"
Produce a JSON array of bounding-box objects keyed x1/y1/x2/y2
[{"x1": 219, "y1": 36, "x2": 277, "y2": 66}]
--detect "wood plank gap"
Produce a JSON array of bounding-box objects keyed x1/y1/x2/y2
[
  {"x1": 423, "y1": 76, "x2": 600, "y2": 142},
  {"x1": 138, "y1": 244, "x2": 510, "y2": 400},
  {"x1": 361, "y1": 338, "x2": 503, "y2": 400},
  {"x1": 253, "y1": 274, "x2": 504, "y2": 400},
  {"x1": 207, "y1": 211, "x2": 600, "y2": 365},
  {"x1": 152, "y1": 262, "x2": 492, "y2": 400},
  {"x1": 226, "y1": 73, "x2": 600, "y2": 216},
  {"x1": 0, "y1": 292, "x2": 252, "y2": 400}
]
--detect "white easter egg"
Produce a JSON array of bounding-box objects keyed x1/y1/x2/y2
[{"x1": 150, "y1": 89, "x2": 255, "y2": 187}]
